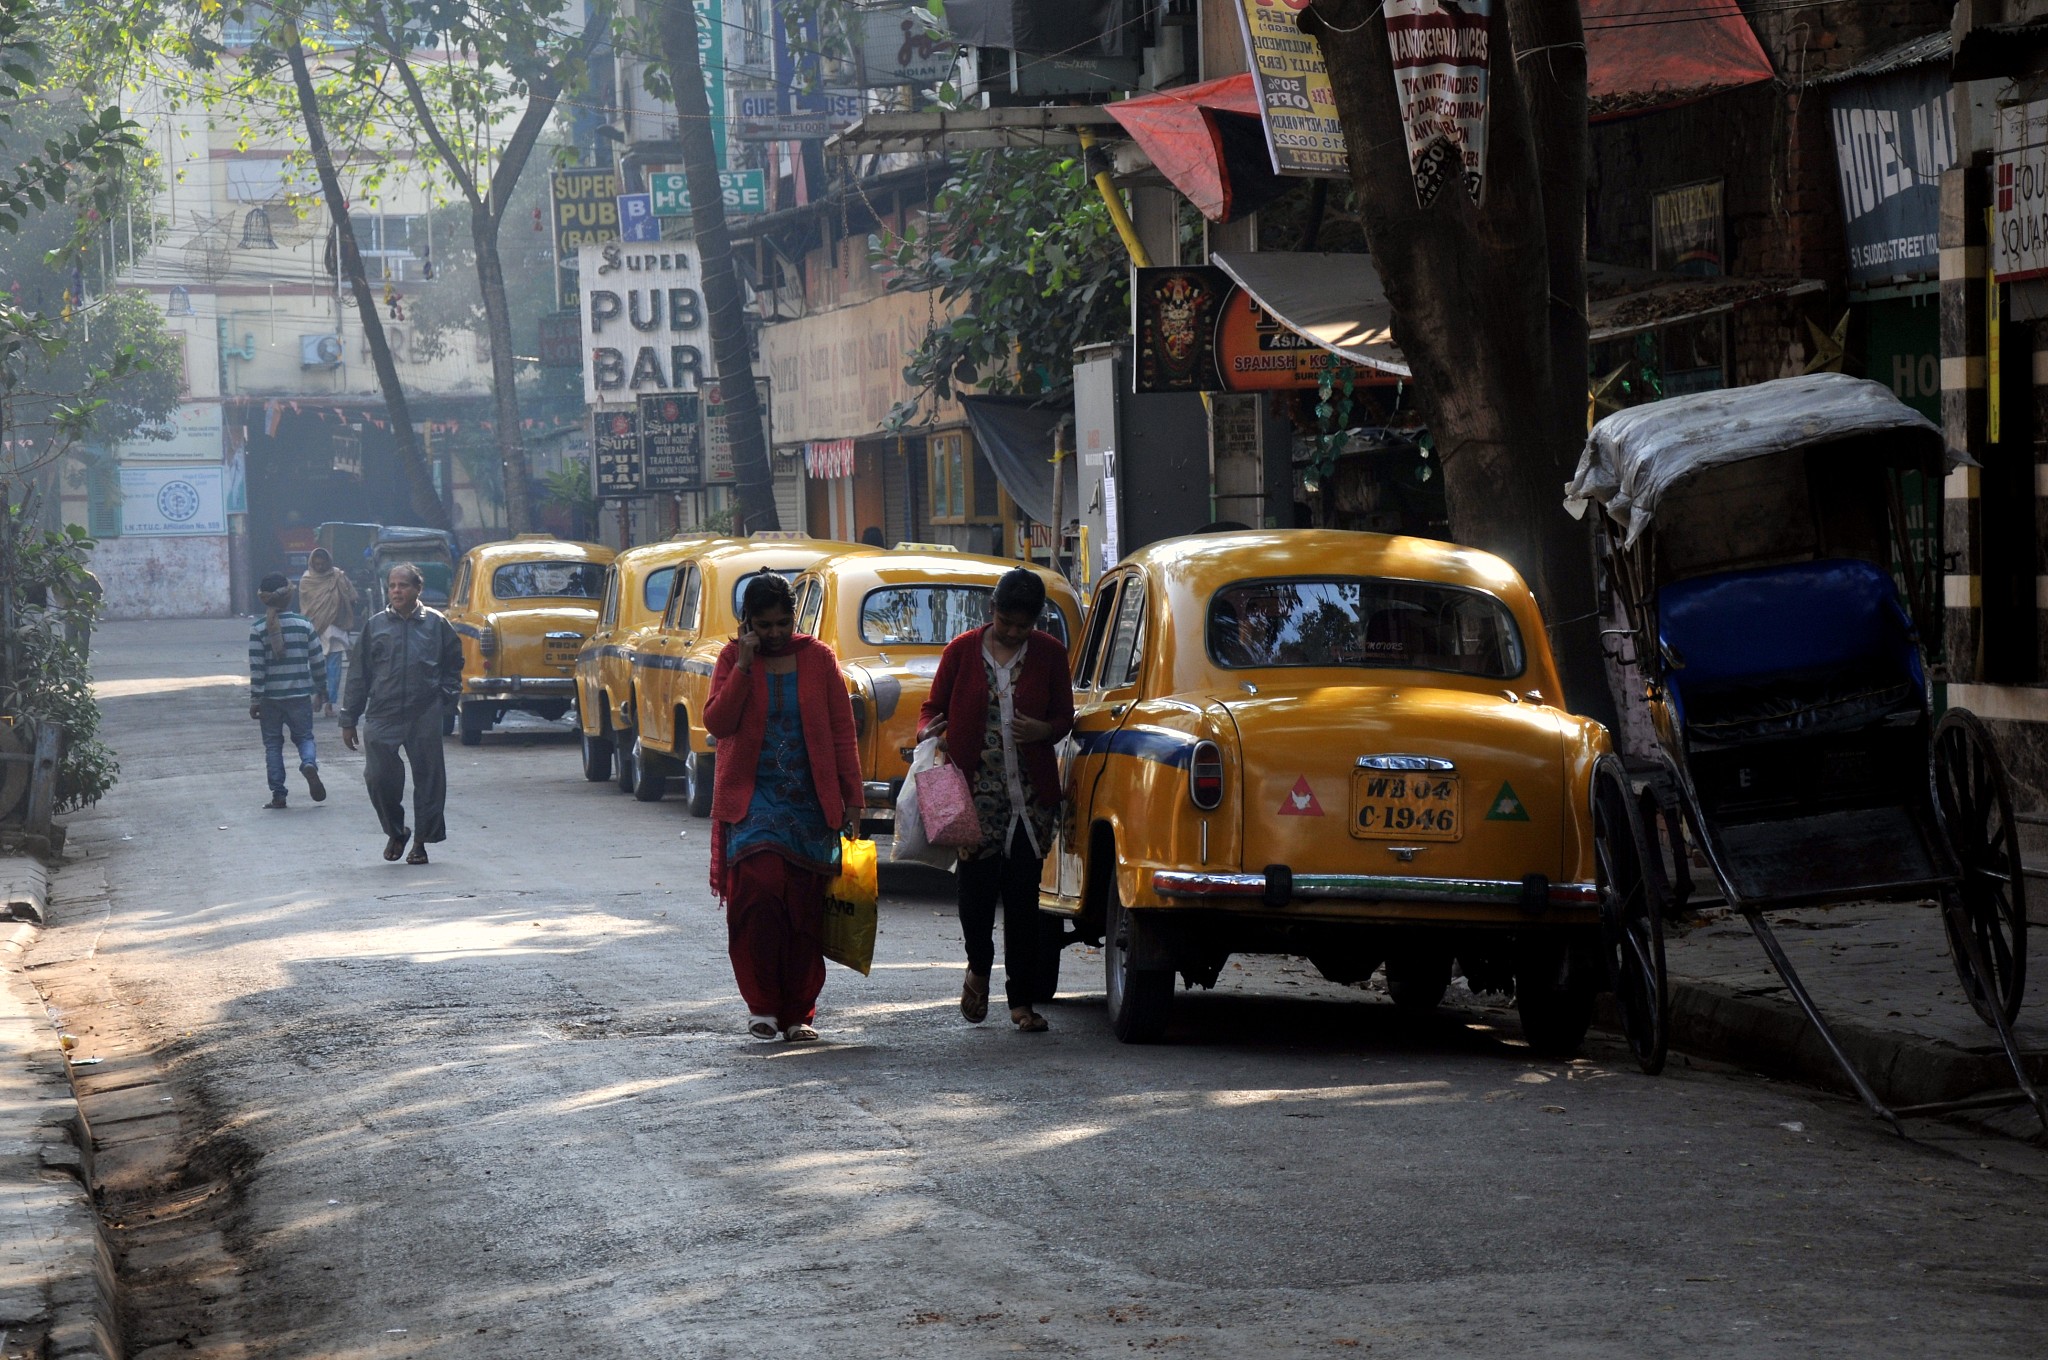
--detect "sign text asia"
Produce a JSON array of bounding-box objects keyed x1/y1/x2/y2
[{"x1": 579, "y1": 241, "x2": 710, "y2": 404}]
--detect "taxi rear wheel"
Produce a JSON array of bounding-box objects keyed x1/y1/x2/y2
[
  {"x1": 457, "y1": 702, "x2": 488, "y2": 746},
  {"x1": 684, "y1": 747, "x2": 715, "y2": 818},
  {"x1": 615, "y1": 726, "x2": 637, "y2": 794},
  {"x1": 631, "y1": 738, "x2": 668, "y2": 802},
  {"x1": 1384, "y1": 943, "x2": 1453, "y2": 1012},
  {"x1": 1104, "y1": 876, "x2": 1171, "y2": 1043},
  {"x1": 1515, "y1": 935, "x2": 1598, "y2": 1059},
  {"x1": 581, "y1": 728, "x2": 613, "y2": 782}
]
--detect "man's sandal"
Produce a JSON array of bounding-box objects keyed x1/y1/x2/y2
[
  {"x1": 1011, "y1": 1008, "x2": 1049, "y2": 1033},
  {"x1": 383, "y1": 831, "x2": 409, "y2": 861},
  {"x1": 961, "y1": 969, "x2": 990, "y2": 1024},
  {"x1": 406, "y1": 842, "x2": 429, "y2": 865}
]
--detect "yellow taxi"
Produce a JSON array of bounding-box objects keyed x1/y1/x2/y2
[
  {"x1": 623, "y1": 535, "x2": 879, "y2": 811},
  {"x1": 446, "y1": 536, "x2": 614, "y2": 745},
  {"x1": 792, "y1": 547, "x2": 1080, "y2": 827},
  {"x1": 573, "y1": 534, "x2": 733, "y2": 782},
  {"x1": 1040, "y1": 529, "x2": 1614, "y2": 1051}
]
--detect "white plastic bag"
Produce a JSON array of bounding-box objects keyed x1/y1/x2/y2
[{"x1": 893, "y1": 737, "x2": 959, "y2": 870}]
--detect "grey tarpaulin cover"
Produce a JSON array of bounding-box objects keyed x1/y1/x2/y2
[
  {"x1": 960, "y1": 395, "x2": 1079, "y2": 528},
  {"x1": 1563, "y1": 372, "x2": 1969, "y2": 548}
]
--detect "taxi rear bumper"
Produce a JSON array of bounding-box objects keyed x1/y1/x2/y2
[
  {"x1": 1153, "y1": 870, "x2": 1599, "y2": 910},
  {"x1": 465, "y1": 677, "x2": 577, "y2": 698}
]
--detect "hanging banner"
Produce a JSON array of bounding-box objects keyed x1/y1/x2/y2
[
  {"x1": 1829, "y1": 65, "x2": 1955, "y2": 285},
  {"x1": 592, "y1": 407, "x2": 644, "y2": 499},
  {"x1": 696, "y1": 0, "x2": 727, "y2": 169},
  {"x1": 1384, "y1": 0, "x2": 1493, "y2": 206},
  {"x1": 1235, "y1": 0, "x2": 1347, "y2": 178},
  {"x1": 1651, "y1": 180, "x2": 1724, "y2": 277},
  {"x1": 640, "y1": 392, "x2": 703, "y2": 490},
  {"x1": 846, "y1": 7, "x2": 958, "y2": 86},
  {"x1": 120, "y1": 465, "x2": 225, "y2": 536},
  {"x1": 803, "y1": 438, "x2": 856, "y2": 479},
  {"x1": 551, "y1": 167, "x2": 618, "y2": 308},
  {"x1": 1131, "y1": 266, "x2": 1377, "y2": 395},
  {"x1": 579, "y1": 240, "x2": 709, "y2": 404}
]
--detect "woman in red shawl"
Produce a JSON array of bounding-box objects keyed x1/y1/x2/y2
[{"x1": 705, "y1": 573, "x2": 863, "y2": 1041}]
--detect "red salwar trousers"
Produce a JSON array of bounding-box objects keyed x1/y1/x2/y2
[{"x1": 727, "y1": 851, "x2": 828, "y2": 1029}]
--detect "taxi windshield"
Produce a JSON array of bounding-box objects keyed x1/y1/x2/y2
[
  {"x1": 860, "y1": 585, "x2": 1067, "y2": 646},
  {"x1": 1206, "y1": 577, "x2": 1524, "y2": 678},
  {"x1": 491, "y1": 560, "x2": 605, "y2": 600}
]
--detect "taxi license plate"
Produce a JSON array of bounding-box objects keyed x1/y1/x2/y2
[
  {"x1": 545, "y1": 644, "x2": 578, "y2": 668},
  {"x1": 1350, "y1": 771, "x2": 1461, "y2": 841}
]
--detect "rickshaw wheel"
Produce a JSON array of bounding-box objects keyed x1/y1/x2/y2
[
  {"x1": 1593, "y1": 761, "x2": 1668, "y2": 1075},
  {"x1": 1932, "y1": 710, "x2": 2028, "y2": 1026}
]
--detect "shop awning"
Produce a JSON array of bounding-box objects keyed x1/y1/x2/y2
[
  {"x1": 960, "y1": 395, "x2": 1079, "y2": 527},
  {"x1": 1208, "y1": 253, "x2": 1823, "y2": 379},
  {"x1": 1109, "y1": 4, "x2": 1773, "y2": 222}
]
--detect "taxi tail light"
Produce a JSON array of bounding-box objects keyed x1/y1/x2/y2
[
  {"x1": 479, "y1": 625, "x2": 498, "y2": 656},
  {"x1": 1190, "y1": 740, "x2": 1223, "y2": 810}
]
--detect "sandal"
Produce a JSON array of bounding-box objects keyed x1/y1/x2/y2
[
  {"x1": 383, "y1": 831, "x2": 409, "y2": 861},
  {"x1": 961, "y1": 969, "x2": 990, "y2": 1024},
  {"x1": 747, "y1": 1017, "x2": 779, "y2": 1041},
  {"x1": 1011, "y1": 1008, "x2": 1049, "y2": 1033},
  {"x1": 783, "y1": 1024, "x2": 820, "y2": 1043},
  {"x1": 406, "y1": 842, "x2": 429, "y2": 865}
]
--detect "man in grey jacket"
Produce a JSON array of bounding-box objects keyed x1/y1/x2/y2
[{"x1": 340, "y1": 563, "x2": 464, "y2": 864}]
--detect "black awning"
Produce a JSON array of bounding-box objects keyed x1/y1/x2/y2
[{"x1": 961, "y1": 395, "x2": 1078, "y2": 527}]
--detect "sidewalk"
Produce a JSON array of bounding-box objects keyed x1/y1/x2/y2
[
  {"x1": 1663, "y1": 896, "x2": 2048, "y2": 1138},
  {"x1": 0, "y1": 853, "x2": 120, "y2": 1359}
]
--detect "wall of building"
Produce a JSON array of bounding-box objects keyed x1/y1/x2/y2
[{"x1": 89, "y1": 535, "x2": 233, "y2": 620}]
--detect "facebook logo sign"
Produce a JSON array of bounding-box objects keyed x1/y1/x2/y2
[{"x1": 617, "y1": 193, "x2": 660, "y2": 243}]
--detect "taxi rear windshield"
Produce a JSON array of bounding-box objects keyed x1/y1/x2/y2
[
  {"x1": 1206, "y1": 577, "x2": 1524, "y2": 677},
  {"x1": 491, "y1": 561, "x2": 606, "y2": 600},
  {"x1": 860, "y1": 586, "x2": 1068, "y2": 646}
]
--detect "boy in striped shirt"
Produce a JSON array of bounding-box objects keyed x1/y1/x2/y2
[{"x1": 249, "y1": 572, "x2": 328, "y2": 810}]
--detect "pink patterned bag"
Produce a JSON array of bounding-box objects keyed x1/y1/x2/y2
[{"x1": 917, "y1": 758, "x2": 982, "y2": 848}]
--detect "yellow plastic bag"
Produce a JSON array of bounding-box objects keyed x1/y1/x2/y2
[{"x1": 823, "y1": 837, "x2": 879, "y2": 975}]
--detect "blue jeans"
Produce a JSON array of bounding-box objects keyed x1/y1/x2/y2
[
  {"x1": 324, "y1": 649, "x2": 347, "y2": 706},
  {"x1": 260, "y1": 696, "x2": 318, "y2": 797}
]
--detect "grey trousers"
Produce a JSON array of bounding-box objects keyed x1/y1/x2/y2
[{"x1": 363, "y1": 706, "x2": 448, "y2": 844}]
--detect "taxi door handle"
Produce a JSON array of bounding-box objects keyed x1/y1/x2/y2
[{"x1": 1109, "y1": 703, "x2": 1127, "y2": 717}]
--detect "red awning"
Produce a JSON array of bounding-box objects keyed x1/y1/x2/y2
[{"x1": 1109, "y1": 3, "x2": 1773, "y2": 220}]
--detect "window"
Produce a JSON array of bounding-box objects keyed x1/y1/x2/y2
[
  {"x1": 344, "y1": 213, "x2": 432, "y2": 282},
  {"x1": 668, "y1": 564, "x2": 702, "y2": 631},
  {"x1": 490, "y1": 560, "x2": 606, "y2": 600},
  {"x1": 1102, "y1": 580, "x2": 1147, "y2": 690},
  {"x1": 929, "y1": 432, "x2": 967, "y2": 522},
  {"x1": 730, "y1": 568, "x2": 800, "y2": 617},
  {"x1": 1206, "y1": 577, "x2": 1526, "y2": 677},
  {"x1": 1075, "y1": 577, "x2": 1124, "y2": 689},
  {"x1": 795, "y1": 578, "x2": 825, "y2": 634},
  {"x1": 451, "y1": 561, "x2": 472, "y2": 608},
  {"x1": 642, "y1": 565, "x2": 676, "y2": 615},
  {"x1": 598, "y1": 567, "x2": 620, "y2": 628},
  {"x1": 858, "y1": 586, "x2": 1069, "y2": 646}
]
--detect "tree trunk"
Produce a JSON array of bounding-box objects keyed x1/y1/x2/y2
[
  {"x1": 1306, "y1": 0, "x2": 1612, "y2": 724},
  {"x1": 280, "y1": 26, "x2": 446, "y2": 532},
  {"x1": 651, "y1": 0, "x2": 779, "y2": 532},
  {"x1": 471, "y1": 209, "x2": 532, "y2": 533}
]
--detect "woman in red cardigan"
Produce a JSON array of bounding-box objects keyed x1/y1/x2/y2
[
  {"x1": 916, "y1": 569, "x2": 1075, "y2": 1032},
  {"x1": 705, "y1": 573, "x2": 863, "y2": 1042}
]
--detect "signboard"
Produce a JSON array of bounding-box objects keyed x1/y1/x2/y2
[
  {"x1": 592, "y1": 407, "x2": 644, "y2": 498},
  {"x1": 537, "y1": 310, "x2": 581, "y2": 368},
  {"x1": 1384, "y1": 0, "x2": 1493, "y2": 207},
  {"x1": 1235, "y1": 0, "x2": 1346, "y2": 178},
  {"x1": 761, "y1": 289, "x2": 966, "y2": 444},
  {"x1": 697, "y1": 0, "x2": 726, "y2": 168},
  {"x1": 701, "y1": 378, "x2": 771, "y2": 486},
  {"x1": 617, "y1": 192, "x2": 660, "y2": 242},
  {"x1": 639, "y1": 392, "x2": 703, "y2": 490},
  {"x1": 1131, "y1": 266, "x2": 1377, "y2": 395},
  {"x1": 120, "y1": 465, "x2": 225, "y2": 536},
  {"x1": 578, "y1": 240, "x2": 709, "y2": 404},
  {"x1": 122, "y1": 400, "x2": 223, "y2": 461},
  {"x1": 1994, "y1": 99, "x2": 2048, "y2": 282},
  {"x1": 648, "y1": 169, "x2": 768, "y2": 217},
  {"x1": 1651, "y1": 179, "x2": 1725, "y2": 277},
  {"x1": 847, "y1": 7, "x2": 958, "y2": 86},
  {"x1": 1011, "y1": 54, "x2": 1140, "y2": 99},
  {"x1": 1830, "y1": 66, "x2": 1955, "y2": 285},
  {"x1": 551, "y1": 167, "x2": 618, "y2": 308}
]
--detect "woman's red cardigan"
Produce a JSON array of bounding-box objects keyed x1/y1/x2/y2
[
  {"x1": 704, "y1": 635, "x2": 862, "y2": 895},
  {"x1": 916, "y1": 626, "x2": 1074, "y2": 808}
]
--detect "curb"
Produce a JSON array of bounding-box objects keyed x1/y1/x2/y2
[
  {"x1": 1667, "y1": 973, "x2": 2047, "y2": 1117},
  {"x1": 0, "y1": 868, "x2": 125, "y2": 1360}
]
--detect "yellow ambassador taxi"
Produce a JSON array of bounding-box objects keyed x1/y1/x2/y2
[
  {"x1": 792, "y1": 546, "x2": 1080, "y2": 827},
  {"x1": 447, "y1": 536, "x2": 614, "y2": 745},
  {"x1": 573, "y1": 534, "x2": 734, "y2": 783},
  {"x1": 623, "y1": 535, "x2": 879, "y2": 811},
  {"x1": 1040, "y1": 529, "x2": 1616, "y2": 1051}
]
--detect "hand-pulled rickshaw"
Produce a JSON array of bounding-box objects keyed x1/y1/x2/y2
[{"x1": 1565, "y1": 371, "x2": 2047, "y2": 1134}]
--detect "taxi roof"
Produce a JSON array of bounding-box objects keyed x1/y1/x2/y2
[
  {"x1": 606, "y1": 535, "x2": 737, "y2": 580},
  {"x1": 806, "y1": 548, "x2": 1073, "y2": 593},
  {"x1": 693, "y1": 536, "x2": 878, "y2": 576},
  {"x1": 462, "y1": 537, "x2": 614, "y2": 567},
  {"x1": 1127, "y1": 529, "x2": 1532, "y2": 603}
]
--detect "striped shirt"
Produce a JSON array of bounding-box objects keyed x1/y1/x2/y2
[{"x1": 248, "y1": 611, "x2": 326, "y2": 702}]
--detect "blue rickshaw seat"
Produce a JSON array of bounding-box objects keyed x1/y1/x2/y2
[{"x1": 1656, "y1": 558, "x2": 1924, "y2": 744}]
